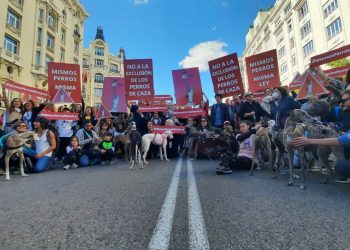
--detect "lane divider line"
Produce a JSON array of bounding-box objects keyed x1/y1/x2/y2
[
  {"x1": 187, "y1": 159, "x2": 210, "y2": 250},
  {"x1": 149, "y1": 156, "x2": 183, "y2": 250}
]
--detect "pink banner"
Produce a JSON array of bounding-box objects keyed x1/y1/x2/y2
[
  {"x1": 154, "y1": 95, "x2": 173, "y2": 101},
  {"x1": 324, "y1": 65, "x2": 350, "y2": 78},
  {"x1": 209, "y1": 53, "x2": 244, "y2": 97},
  {"x1": 102, "y1": 77, "x2": 127, "y2": 113},
  {"x1": 172, "y1": 67, "x2": 203, "y2": 106},
  {"x1": 4, "y1": 81, "x2": 48, "y2": 99},
  {"x1": 39, "y1": 111, "x2": 79, "y2": 120},
  {"x1": 138, "y1": 105, "x2": 167, "y2": 113},
  {"x1": 311, "y1": 44, "x2": 350, "y2": 67},
  {"x1": 173, "y1": 108, "x2": 202, "y2": 118},
  {"x1": 152, "y1": 126, "x2": 186, "y2": 134}
]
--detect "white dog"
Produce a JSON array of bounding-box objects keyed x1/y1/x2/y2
[{"x1": 142, "y1": 130, "x2": 173, "y2": 164}]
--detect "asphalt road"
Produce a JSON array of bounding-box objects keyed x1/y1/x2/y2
[{"x1": 0, "y1": 156, "x2": 350, "y2": 250}]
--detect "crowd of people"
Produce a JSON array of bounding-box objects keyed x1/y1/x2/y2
[{"x1": 0, "y1": 68, "x2": 350, "y2": 184}]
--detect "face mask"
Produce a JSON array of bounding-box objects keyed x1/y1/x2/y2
[
  {"x1": 272, "y1": 92, "x2": 280, "y2": 100},
  {"x1": 264, "y1": 96, "x2": 273, "y2": 103}
]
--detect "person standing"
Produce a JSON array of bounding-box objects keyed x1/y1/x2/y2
[
  {"x1": 210, "y1": 94, "x2": 229, "y2": 129},
  {"x1": 239, "y1": 92, "x2": 266, "y2": 123}
]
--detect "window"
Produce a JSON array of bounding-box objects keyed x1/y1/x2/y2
[
  {"x1": 284, "y1": 3, "x2": 292, "y2": 15},
  {"x1": 95, "y1": 88, "x2": 103, "y2": 97},
  {"x1": 324, "y1": 0, "x2": 338, "y2": 18},
  {"x1": 303, "y1": 40, "x2": 314, "y2": 57},
  {"x1": 110, "y1": 64, "x2": 119, "y2": 73},
  {"x1": 35, "y1": 51, "x2": 41, "y2": 66},
  {"x1": 278, "y1": 46, "x2": 286, "y2": 58},
  {"x1": 95, "y1": 73, "x2": 104, "y2": 83},
  {"x1": 298, "y1": 2, "x2": 309, "y2": 20},
  {"x1": 74, "y1": 24, "x2": 80, "y2": 38},
  {"x1": 37, "y1": 28, "x2": 42, "y2": 44},
  {"x1": 47, "y1": 33, "x2": 54, "y2": 50},
  {"x1": 281, "y1": 64, "x2": 288, "y2": 74},
  {"x1": 14, "y1": 0, "x2": 23, "y2": 4},
  {"x1": 48, "y1": 13, "x2": 55, "y2": 28},
  {"x1": 95, "y1": 47, "x2": 104, "y2": 56},
  {"x1": 300, "y1": 21, "x2": 312, "y2": 39},
  {"x1": 61, "y1": 29, "x2": 66, "y2": 43},
  {"x1": 74, "y1": 41, "x2": 79, "y2": 54},
  {"x1": 83, "y1": 58, "x2": 88, "y2": 67},
  {"x1": 7, "y1": 9, "x2": 21, "y2": 29},
  {"x1": 45, "y1": 55, "x2": 53, "y2": 68},
  {"x1": 60, "y1": 47, "x2": 65, "y2": 62},
  {"x1": 38, "y1": 9, "x2": 44, "y2": 22},
  {"x1": 95, "y1": 59, "x2": 104, "y2": 67},
  {"x1": 4, "y1": 34, "x2": 18, "y2": 54},
  {"x1": 287, "y1": 21, "x2": 292, "y2": 32},
  {"x1": 326, "y1": 17, "x2": 342, "y2": 39},
  {"x1": 62, "y1": 10, "x2": 67, "y2": 22},
  {"x1": 290, "y1": 37, "x2": 295, "y2": 49}
]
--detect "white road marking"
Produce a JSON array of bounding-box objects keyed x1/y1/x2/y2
[
  {"x1": 187, "y1": 159, "x2": 210, "y2": 250},
  {"x1": 149, "y1": 156, "x2": 183, "y2": 250}
]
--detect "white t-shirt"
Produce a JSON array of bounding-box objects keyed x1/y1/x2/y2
[{"x1": 56, "y1": 120, "x2": 73, "y2": 138}]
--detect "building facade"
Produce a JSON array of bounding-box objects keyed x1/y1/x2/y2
[
  {"x1": 242, "y1": 0, "x2": 350, "y2": 90},
  {"x1": 0, "y1": 0, "x2": 88, "y2": 101},
  {"x1": 82, "y1": 27, "x2": 125, "y2": 106}
]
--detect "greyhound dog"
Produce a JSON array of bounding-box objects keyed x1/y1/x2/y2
[
  {"x1": 142, "y1": 131, "x2": 173, "y2": 164},
  {"x1": 2, "y1": 131, "x2": 39, "y2": 180},
  {"x1": 128, "y1": 123, "x2": 143, "y2": 170},
  {"x1": 283, "y1": 109, "x2": 344, "y2": 190}
]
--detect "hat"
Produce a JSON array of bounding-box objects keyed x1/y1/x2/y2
[{"x1": 244, "y1": 91, "x2": 253, "y2": 97}]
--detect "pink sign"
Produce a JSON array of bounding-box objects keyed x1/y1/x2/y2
[
  {"x1": 173, "y1": 108, "x2": 202, "y2": 118},
  {"x1": 39, "y1": 111, "x2": 79, "y2": 120},
  {"x1": 102, "y1": 77, "x2": 127, "y2": 113},
  {"x1": 4, "y1": 81, "x2": 48, "y2": 99},
  {"x1": 152, "y1": 126, "x2": 186, "y2": 134}
]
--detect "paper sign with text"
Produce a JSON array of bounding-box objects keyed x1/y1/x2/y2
[
  {"x1": 152, "y1": 126, "x2": 186, "y2": 134},
  {"x1": 39, "y1": 111, "x2": 79, "y2": 121},
  {"x1": 310, "y1": 44, "x2": 350, "y2": 67},
  {"x1": 173, "y1": 108, "x2": 202, "y2": 118},
  {"x1": 3, "y1": 81, "x2": 48, "y2": 99}
]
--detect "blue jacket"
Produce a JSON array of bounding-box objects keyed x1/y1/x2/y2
[
  {"x1": 338, "y1": 131, "x2": 350, "y2": 146},
  {"x1": 270, "y1": 96, "x2": 300, "y2": 129}
]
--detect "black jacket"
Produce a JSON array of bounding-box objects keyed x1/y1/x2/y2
[{"x1": 239, "y1": 101, "x2": 266, "y2": 123}]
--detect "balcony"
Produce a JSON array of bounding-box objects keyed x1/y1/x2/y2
[
  {"x1": 74, "y1": 30, "x2": 81, "y2": 39},
  {"x1": 9, "y1": 0, "x2": 23, "y2": 11},
  {"x1": 83, "y1": 64, "x2": 89, "y2": 68},
  {"x1": 47, "y1": 46, "x2": 54, "y2": 54},
  {"x1": 38, "y1": 18, "x2": 43, "y2": 24},
  {"x1": 48, "y1": 23, "x2": 56, "y2": 32},
  {"x1": 31, "y1": 64, "x2": 46, "y2": 75},
  {"x1": 6, "y1": 23, "x2": 21, "y2": 36},
  {"x1": 37, "y1": 41, "x2": 42, "y2": 47},
  {"x1": 0, "y1": 47, "x2": 23, "y2": 67}
]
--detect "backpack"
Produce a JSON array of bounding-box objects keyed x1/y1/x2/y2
[{"x1": 46, "y1": 125, "x2": 60, "y2": 154}]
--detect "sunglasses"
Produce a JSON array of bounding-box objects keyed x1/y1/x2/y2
[{"x1": 341, "y1": 97, "x2": 350, "y2": 103}]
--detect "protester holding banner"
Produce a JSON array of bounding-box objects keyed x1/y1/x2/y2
[
  {"x1": 2, "y1": 86, "x2": 23, "y2": 133},
  {"x1": 76, "y1": 121, "x2": 101, "y2": 166},
  {"x1": 55, "y1": 107, "x2": 74, "y2": 163},
  {"x1": 23, "y1": 98, "x2": 50, "y2": 131},
  {"x1": 24, "y1": 117, "x2": 57, "y2": 173},
  {"x1": 239, "y1": 92, "x2": 266, "y2": 123},
  {"x1": 79, "y1": 106, "x2": 98, "y2": 128},
  {"x1": 210, "y1": 94, "x2": 229, "y2": 129}
]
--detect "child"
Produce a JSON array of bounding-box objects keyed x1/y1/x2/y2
[
  {"x1": 63, "y1": 136, "x2": 82, "y2": 170},
  {"x1": 99, "y1": 132, "x2": 114, "y2": 164},
  {"x1": 216, "y1": 120, "x2": 257, "y2": 174}
]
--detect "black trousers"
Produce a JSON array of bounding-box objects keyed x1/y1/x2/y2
[
  {"x1": 63, "y1": 150, "x2": 81, "y2": 165},
  {"x1": 100, "y1": 149, "x2": 114, "y2": 161},
  {"x1": 220, "y1": 153, "x2": 252, "y2": 170},
  {"x1": 57, "y1": 137, "x2": 70, "y2": 159}
]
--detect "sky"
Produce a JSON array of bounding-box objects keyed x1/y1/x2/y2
[{"x1": 80, "y1": 0, "x2": 276, "y2": 102}]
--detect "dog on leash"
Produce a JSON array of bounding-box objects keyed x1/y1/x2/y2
[
  {"x1": 1, "y1": 131, "x2": 39, "y2": 180},
  {"x1": 142, "y1": 130, "x2": 174, "y2": 164},
  {"x1": 128, "y1": 123, "x2": 143, "y2": 170}
]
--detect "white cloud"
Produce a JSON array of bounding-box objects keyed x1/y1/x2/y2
[
  {"x1": 222, "y1": 1, "x2": 229, "y2": 6},
  {"x1": 179, "y1": 41, "x2": 229, "y2": 72},
  {"x1": 134, "y1": 0, "x2": 148, "y2": 5}
]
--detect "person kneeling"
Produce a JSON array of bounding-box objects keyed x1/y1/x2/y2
[
  {"x1": 216, "y1": 121, "x2": 255, "y2": 175},
  {"x1": 99, "y1": 133, "x2": 114, "y2": 165},
  {"x1": 63, "y1": 136, "x2": 82, "y2": 170}
]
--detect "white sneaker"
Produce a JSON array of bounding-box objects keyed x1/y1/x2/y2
[
  {"x1": 63, "y1": 165, "x2": 71, "y2": 170},
  {"x1": 72, "y1": 163, "x2": 79, "y2": 169}
]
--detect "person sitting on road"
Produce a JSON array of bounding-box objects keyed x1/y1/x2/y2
[
  {"x1": 76, "y1": 120, "x2": 101, "y2": 166},
  {"x1": 63, "y1": 136, "x2": 82, "y2": 170},
  {"x1": 216, "y1": 120, "x2": 257, "y2": 175},
  {"x1": 98, "y1": 132, "x2": 115, "y2": 165},
  {"x1": 25, "y1": 117, "x2": 57, "y2": 173}
]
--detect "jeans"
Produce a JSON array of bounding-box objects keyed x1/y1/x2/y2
[
  {"x1": 80, "y1": 146, "x2": 101, "y2": 166},
  {"x1": 335, "y1": 160, "x2": 350, "y2": 179},
  {"x1": 25, "y1": 148, "x2": 51, "y2": 173}
]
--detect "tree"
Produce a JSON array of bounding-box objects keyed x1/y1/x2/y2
[{"x1": 327, "y1": 58, "x2": 350, "y2": 68}]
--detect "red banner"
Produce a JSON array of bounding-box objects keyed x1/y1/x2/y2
[
  {"x1": 138, "y1": 105, "x2": 167, "y2": 113},
  {"x1": 102, "y1": 77, "x2": 127, "y2": 113},
  {"x1": 172, "y1": 67, "x2": 203, "y2": 106},
  {"x1": 96, "y1": 104, "x2": 112, "y2": 119},
  {"x1": 173, "y1": 108, "x2": 202, "y2": 118},
  {"x1": 3, "y1": 81, "x2": 48, "y2": 99},
  {"x1": 288, "y1": 72, "x2": 302, "y2": 91},
  {"x1": 152, "y1": 126, "x2": 186, "y2": 134},
  {"x1": 252, "y1": 90, "x2": 265, "y2": 102},
  {"x1": 124, "y1": 59, "x2": 154, "y2": 101},
  {"x1": 209, "y1": 53, "x2": 244, "y2": 97},
  {"x1": 154, "y1": 95, "x2": 173, "y2": 101},
  {"x1": 39, "y1": 111, "x2": 79, "y2": 120},
  {"x1": 310, "y1": 44, "x2": 350, "y2": 67},
  {"x1": 324, "y1": 65, "x2": 350, "y2": 78},
  {"x1": 245, "y1": 49, "x2": 280, "y2": 92},
  {"x1": 296, "y1": 73, "x2": 328, "y2": 100},
  {"x1": 48, "y1": 62, "x2": 82, "y2": 103}
]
